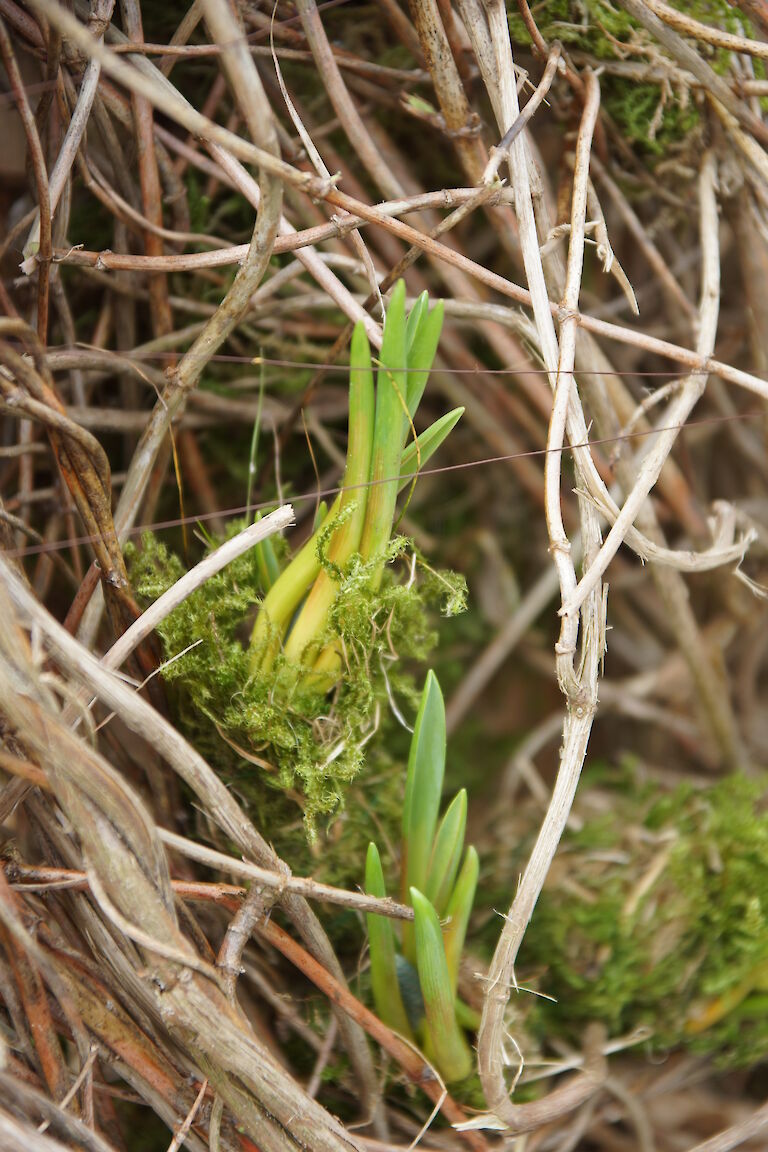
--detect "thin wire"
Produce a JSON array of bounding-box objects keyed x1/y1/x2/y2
[
  {"x1": 4, "y1": 407, "x2": 762, "y2": 560},
  {"x1": 37, "y1": 344, "x2": 695, "y2": 377}
]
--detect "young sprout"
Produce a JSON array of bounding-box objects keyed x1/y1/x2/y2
[
  {"x1": 425, "y1": 789, "x2": 467, "y2": 916},
  {"x1": 252, "y1": 510, "x2": 281, "y2": 592},
  {"x1": 365, "y1": 672, "x2": 479, "y2": 1084},
  {"x1": 411, "y1": 888, "x2": 473, "y2": 1083},
  {"x1": 248, "y1": 282, "x2": 461, "y2": 691},
  {"x1": 401, "y1": 669, "x2": 446, "y2": 963},
  {"x1": 282, "y1": 322, "x2": 375, "y2": 668},
  {"x1": 357, "y1": 280, "x2": 409, "y2": 589},
  {"x1": 365, "y1": 843, "x2": 413, "y2": 1041}
]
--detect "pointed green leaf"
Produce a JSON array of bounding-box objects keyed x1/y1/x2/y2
[
  {"x1": 283, "y1": 322, "x2": 374, "y2": 664},
  {"x1": 401, "y1": 671, "x2": 445, "y2": 961},
  {"x1": 425, "y1": 790, "x2": 467, "y2": 916},
  {"x1": 253, "y1": 511, "x2": 281, "y2": 592},
  {"x1": 411, "y1": 888, "x2": 472, "y2": 1083},
  {"x1": 402, "y1": 671, "x2": 446, "y2": 891},
  {"x1": 443, "y1": 846, "x2": 479, "y2": 996},
  {"x1": 312, "y1": 500, "x2": 329, "y2": 534},
  {"x1": 379, "y1": 279, "x2": 407, "y2": 380},
  {"x1": 341, "y1": 320, "x2": 376, "y2": 523},
  {"x1": 398, "y1": 408, "x2": 464, "y2": 491},
  {"x1": 405, "y1": 290, "x2": 428, "y2": 353},
  {"x1": 365, "y1": 844, "x2": 413, "y2": 1040},
  {"x1": 359, "y1": 280, "x2": 408, "y2": 585},
  {"x1": 404, "y1": 300, "x2": 443, "y2": 425}
]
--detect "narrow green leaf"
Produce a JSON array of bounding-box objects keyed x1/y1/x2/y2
[
  {"x1": 425, "y1": 790, "x2": 467, "y2": 916},
  {"x1": 312, "y1": 500, "x2": 329, "y2": 533},
  {"x1": 283, "y1": 322, "x2": 375, "y2": 664},
  {"x1": 411, "y1": 888, "x2": 473, "y2": 1083},
  {"x1": 443, "y1": 846, "x2": 479, "y2": 996},
  {"x1": 359, "y1": 280, "x2": 408, "y2": 586},
  {"x1": 245, "y1": 361, "x2": 265, "y2": 516},
  {"x1": 455, "y1": 997, "x2": 481, "y2": 1031},
  {"x1": 365, "y1": 844, "x2": 413, "y2": 1040},
  {"x1": 405, "y1": 290, "x2": 428, "y2": 353},
  {"x1": 402, "y1": 671, "x2": 446, "y2": 890},
  {"x1": 398, "y1": 408, "x2": 464, "y2": 491},
  {"x1": 253, "y1": 511, "x2": 281, "y2": 592},
  {"x1": 404, "y1": 300, "x2": 443, "y2": 427},
  {"x1": 401, "y1": 671, "x2": 445, "y2": 961},
  {"x1": 313, "y1": 406, "x2": 464, "y2": 676}
]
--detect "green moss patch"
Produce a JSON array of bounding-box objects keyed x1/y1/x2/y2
[
  {"x1": 521, "y1": 772, "x2": 768, "y2": 1066},
  {"x1": 127, "y1": 525, "x2": 465, "y2": 873}
]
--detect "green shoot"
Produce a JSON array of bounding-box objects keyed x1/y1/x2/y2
[
  {"x1": 248, "y1": 280, "x2": 452, "y2": 691},
  {"x1": 404, "y1": 299, "x2": 444, "y2": 427},
  {"x1": 312, "y1": 500, "x2": 329, "y2": 533},
  {"x1": 405, "y1": 289, "x2": 427, "y2": 353},
  {"x1": 358, "y1": 280, "x2": 409, "y2": 588},
  {"x1": 411, "y1": 888, "x2": 473, "y2": 1083},
  {"x1": 249, "y1": 495, "x2": 338, "y2": 672},
  {"x1": 443, "y1": 846, "x2": 479, "y2": 995},
  {"x1": 283, "y1": 322, "x2": 375, "y2": 665},
  {"x1": 245, "y1": 356, "x2": 265, "y2": 518},
  {"x1": 365, "y1": 844, "x2": 414, "y2": 1040},
  {"x1": 402, "y1": 671, "x2": 446, "y2": 898},
  {"x1": 398, "y1": 407, "x2": 464, "y2": 488},
  {"x1": 129, "y1": 287, "x2": 464, "y2": 845},
  {"x1": 425, "y1": 789, "x2": 467, "y2": 916},
  {"x1": 252, "y1": 510, "x2": 282, "y2": 593},
  {"x1": 365, "y1": 673, "x2": 478, "y2": 1083}
]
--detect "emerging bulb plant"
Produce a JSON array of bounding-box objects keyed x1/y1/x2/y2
[
  {"x1": 127, "y1": 281, "x2": 467, "y2": 840},
  {"x1": 247, "y1": 281, "x2": 462, "y2": 691},
  {"x1": 365, "y1": 671, "x2": 479, "y2": 1083}
]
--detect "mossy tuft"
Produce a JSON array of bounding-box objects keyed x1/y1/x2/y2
[
  {"x1": 127, "y1": 524, "x2": 465, "y2": 863},
  {"x1": 520, "y1": 771, "x2": 768, "y2": 1067},
  {"x1": 507, "y1": 0, "x2": 752, "y2": 157}
]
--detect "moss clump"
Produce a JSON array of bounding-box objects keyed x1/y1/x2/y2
[
  {"x1": 127, "y1": 524, "x2": 465, "y2": 873},
  {"x1": 507, "y1": 0, "x2": 750, "y2": 156},
  {"x1": 520, "y1": 771, "x2": 768, "y2": 1067}
]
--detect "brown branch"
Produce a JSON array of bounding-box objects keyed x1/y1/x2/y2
[
  {"x1": 0, "y1": 873, "x2": 69, "y2": 1103},
  {"x1": 0, "y1": 16, "x2": 51, "y2": 339}
]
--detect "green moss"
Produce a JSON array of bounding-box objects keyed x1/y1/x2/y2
[
  {"x1": 520, "y1": 772, "x2": 768, "y2": 1067},
  {"x1": 506, "y1": 0, "x2": 750, "y2": 157},
  {"x1": 127, "y1": 524, "x2": 465, "y2": 875}
]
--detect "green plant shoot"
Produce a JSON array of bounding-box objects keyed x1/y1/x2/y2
[
  {"x1": 425, "y1": 789, "x2": 467, "y2": 916},
  {"x1": 128, "y1": 285, "x2": 467, "y2": 841},
  {"x1": 248, "y1": 281, "x2": 460, "y2": 688},
  {"x1": 411, "y1": 888, "x2": 473, "y2": 1083},
  {"x1": 365, "y1": 844, "x2": 413, "y2": 1041},
  {"x1": 365, "y1": 673, "x2": 479, "y2": 1083},
  {"x1": 402, "y1": 669, "x2": 446, "y2": 961},
  {"x1": 443, "y1": 846, "x2": 479, "y2": 995}
]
